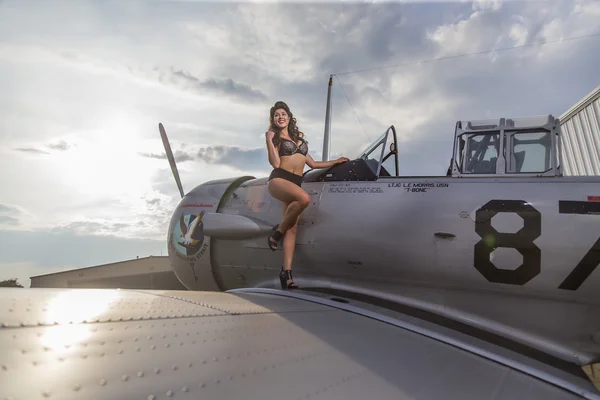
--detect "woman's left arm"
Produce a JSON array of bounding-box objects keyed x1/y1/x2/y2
[{"x1": 306, "y1": 154, "x2": 349, "y2": 169}]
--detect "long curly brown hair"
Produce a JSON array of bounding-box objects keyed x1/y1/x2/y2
[{"x1": 269, "y1": 101, "x2": 306, "y2": 147}]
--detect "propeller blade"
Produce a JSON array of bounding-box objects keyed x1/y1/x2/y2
[{"x1": 158, "y1": 122, "x2": 185, "y2": 198}]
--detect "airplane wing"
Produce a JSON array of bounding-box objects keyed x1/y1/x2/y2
[{"x1": 1, "y1": 287, "x2": 598, "y2": 400}]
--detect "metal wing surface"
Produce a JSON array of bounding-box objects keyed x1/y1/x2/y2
[{"x1": 1, "y1": 287, "x2": 598, "y2": 400}]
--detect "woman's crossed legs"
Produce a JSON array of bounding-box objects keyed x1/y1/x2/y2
[
  {"x1": 267, "y1": 177, "x2": 310, "y2": 247},
  {"x1": 267, "y1": 177, "x2": 310, "y2": 288}
]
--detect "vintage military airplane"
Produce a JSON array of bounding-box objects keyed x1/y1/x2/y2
[
  {"x1": 2, "y1": 79, "x2": 599, "y2": 399},
  {"x1": 162, "y1": 107, "x2": 600, "y2": 359},
  {"x1": 158, "y1": 80, "x2": 600, "y2": 391}
]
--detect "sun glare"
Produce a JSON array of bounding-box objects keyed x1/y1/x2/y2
[
  {"x1": 41, "y1": 290, "x2": 119, "y2": 352},
  {"x1": 55, "y1": 113, "x2": 158, "y2": 199}
]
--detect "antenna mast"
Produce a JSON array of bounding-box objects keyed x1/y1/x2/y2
[{"x1": 322, "y1": 74, "x2": 333, "y2": 161}]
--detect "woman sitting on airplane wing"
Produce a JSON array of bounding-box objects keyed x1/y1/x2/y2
[{"x1": 265, "y1": 101, "x2": 349, "y2": 289}]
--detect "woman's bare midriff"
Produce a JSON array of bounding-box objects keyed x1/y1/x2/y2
[{"x1": 278, "y1": 154, "x2": 306, "y2": 176}]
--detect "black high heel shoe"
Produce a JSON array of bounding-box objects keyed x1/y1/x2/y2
[
  {"x1": 279, "y1": 267, "x2": 298, "y2": 290},
  {"x1": 268, "y1": 224, "x2": 284, "y2": 251}
]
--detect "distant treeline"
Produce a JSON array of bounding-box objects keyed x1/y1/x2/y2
[{"x1": 0, "y1": 278, "x2": 24, "y2": 288}]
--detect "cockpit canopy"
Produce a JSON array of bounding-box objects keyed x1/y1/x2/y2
[
  {"x1": 302, "y1": 114, "x2": 563, "y2": 184},
  {"x1": 450, "y1": 115, "x2": 563, "y2": 177}
]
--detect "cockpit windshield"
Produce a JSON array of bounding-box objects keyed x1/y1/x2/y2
[
  {"x1": 358, "y1": 132, "x2": 387, "y2": 160},
  {"x1": 357, "y1": 126, "x2": 398, "y2": 177}
]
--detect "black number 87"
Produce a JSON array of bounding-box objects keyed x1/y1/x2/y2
[{"x1": 474, "y1": 200, "x2": 600, "y2": 290}]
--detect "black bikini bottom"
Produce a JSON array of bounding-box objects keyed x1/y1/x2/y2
[{"x1": 268, "y1": 168, "x2": 303, "y2": 187}]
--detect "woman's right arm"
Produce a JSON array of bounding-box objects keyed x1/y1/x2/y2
[{"x1": 265, "y1": 131, "x2": 280, "y2": 168}]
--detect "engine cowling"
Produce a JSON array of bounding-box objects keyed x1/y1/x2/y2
[{"x1": 167, "y1": 175, "x2": 273, "y2": 291}]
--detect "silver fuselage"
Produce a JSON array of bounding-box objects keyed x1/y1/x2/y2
[
  {"x1": 167, "y1": 173, "x2": 600, "y2": 367},
  {"x1": 165, "y1": 114, "x2": 600, "y2": 369}
]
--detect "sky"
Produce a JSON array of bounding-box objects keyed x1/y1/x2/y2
[{"x1": 0, "y1": 0, "x2": 599, "y2": 287}]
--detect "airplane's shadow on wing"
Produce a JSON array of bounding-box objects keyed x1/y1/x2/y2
[{"x1": 221, "y1": 289, "x2": 598, "y2": 399}]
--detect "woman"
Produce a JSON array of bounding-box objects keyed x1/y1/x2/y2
[{"x1": 265, "y1": 101, "x2": 349, "y2": 289}]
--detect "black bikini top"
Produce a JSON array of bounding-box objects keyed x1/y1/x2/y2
[{"x1": 278, "y1": 137, "x2": 308, "y2": 157}]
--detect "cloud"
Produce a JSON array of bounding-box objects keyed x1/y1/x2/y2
[
  {"x1": 0, "y1": 203, "x2": 29, "y2": 226},
  {"x1": 197, "y1": 145, "x2": 269, "y2": 171},
  {"x1": 0, "y1": 216, "x2": 19, "y2": 225},
  {"x1": 139, "y1": 150, "x2": 196, "y2": 163},
  {"x1": 51, "y1": 221, "x2": 131, "y2": 236},
  {"x1": 472, "y1": 0, "x2": 503, "y2": 12},
  {"x1": 13, "y1": 139, "x2": 74, "y2": 156},
  {"x1": 45, "y1": 190, "x2": 176, "y2": 241},
  {"x1": 14, "y1": 147, "x2": 50, "y2": 155},
  {"x1": 0, "y1": 204, "x2": 19, "y2": 214},
  {"x1": 317, "y1": 0, "x2": 600, "y2": 166},
  {"x1": 140, "y1": 145, "x2": 271, "y2": 173},
  {"x1": 171, "y1": 68, "x2": 268, "y2": 102},
  {"x1": 47, "y1": 139, "x2": 72, "y2": 151}
]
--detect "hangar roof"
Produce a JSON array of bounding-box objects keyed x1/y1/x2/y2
[{"x1": 29, "y1": 255, "x2": 169, "y2": 279}]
